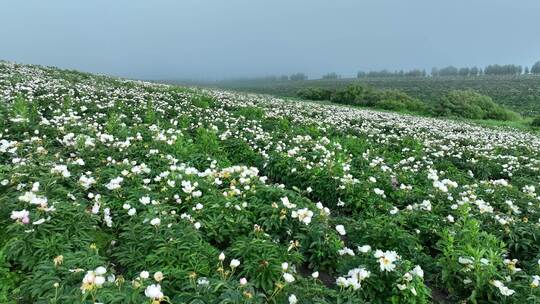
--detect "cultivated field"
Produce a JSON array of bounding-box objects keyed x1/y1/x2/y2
[
  {"x1": 1, "y1": 62, "x2": 540, "y2": 303},
  {"x1": 213, "y1": 76, "x2": 540, "y2": 116}
]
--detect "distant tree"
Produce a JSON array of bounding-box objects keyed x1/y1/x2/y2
[
  {"x1": 439, "y1": 66, "x2": 459, "y2": 76},
  {"x1": 531, "y1": 61, "x2": 540, "y2": 74},
  {"x1": 431, "y1": 67, "x2": 439, "y2": 77},
  {"x1": 279, "y1": 75, "x2": 289, "y2": 81},
  {"x1": 524, "y1": 66, "x2": 530, "y2": 74},
  {"x1": 367, "y1": 70, "x2": 394, "y2": 77},
  {"x1": 290, "y1": 73, "x2": 308, "y2": 81},
  {"x1": 321, "y1": 72, "x2": 340, "y2": 80},
  {"x1": 458, "y1": 67, "x2": 470, "y2": 76},
  {"x1": 470, "y1": 66, "x2": 479, "y2": 76},
  {"x1": 404, "y1": 69, "x2": 423, "y2": 77},
  {"x1": 484, "y1": 64, "x2": 521, "y2": 75},
  {"x1": 357, "y1": 71, "x2": 366, "y2": 78}
]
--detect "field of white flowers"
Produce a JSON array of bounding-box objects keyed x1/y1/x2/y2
[{"x1": 1, "y1": 61, "x2": 540, "y2": 303}]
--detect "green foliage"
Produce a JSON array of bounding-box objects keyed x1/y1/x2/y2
[
  {"x1": 296, "y1": 88, "x2": 333, "y2": 101},
  {"x1": 2, "y1": 61, "x2": 540, "y2": 304},
  {"x1": 219, "y1": 74, "x2": 540, "y2": 116},
  {"x1": 0, "y1": 249, "x2": 19, "y2": 303},
  {"x1": 434, "y1": 90, "x2": 520, "y2": 121},
  {"x1": 328, "y1": 85, "x2": 425, "y2": 113},
  {"x1": 228, "y1": 235, "x2": 303, "y2": 292},
  {"x1": 531, "y1": 116, "x2": 540, "y2": 127},
  {"x1": 233, "y1": 106, "x2": 265, "y2": 120}
]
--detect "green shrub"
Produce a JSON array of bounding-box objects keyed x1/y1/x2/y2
[
  {"x1": 330, "y1": 84, "x2": 377, "y2": 105},
  {"x1": 531, "y1": 116, "x2": 540, "y2": 127},
  {"x1": 329, "y1": 85, "x2": 426, "y2": 113},
  {"x1": 296, "y1": 88, "x2": 334, "y2": 101},
  {"x1": 228, "y1": 235, "x2": 303, "y2": 292},
  {"x1": 434, "y1": 90, "x2": 520, "y2": 121}
]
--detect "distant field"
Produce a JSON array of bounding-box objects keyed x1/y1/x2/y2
[{"x1": 211, "y1": 75, "x2": 540, "y2": 116}]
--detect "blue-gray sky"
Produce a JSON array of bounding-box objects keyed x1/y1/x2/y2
[{"x1": 1, "y1": 0, "x2": 539, "y2": 80}]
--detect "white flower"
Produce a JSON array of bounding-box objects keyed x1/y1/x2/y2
[
  {"x1": 32, "y1": 218, "x2": 46, "y2": 225},
  {"x1": 458, "y1": 257, "x2": 473, "y2": 265},
  {"x1": 491, "y1": 280, "x2": 515, "y2": 296},
  {"x1": 230, "y1": 259, "x2": 240, "y2": 268},
  {"x1": 140, "y1": 271, "x2": 150, "y2": 279},
  {"x1": 219, "y1": 252, "x2": 226, "y2": 261},
  {"x1": 140, "y1": 196, "x2": 151, "y2": 205},
  {"x1": 51, "y1": 164, "x2": 71, "y2": 178},
  {"x1": 291, "y1": 208, "x2": 313, "y2": 225},
  {"x1": 95, "y1": 266, "x2": 107, "y2": 275},
  {"x1": 411, "y1": 265, "x2": 424, "y2": 278},
  {"x1": 281, "y1": 196, "x2": 295, "y2": 209},
  {"x1": 312, "y1": 271, "x2": 319, "y2": 279},
  {"x1": 197, "y1": 277, "x2": 209, "y2": 286},
  {"x1": 336, "y1": 267, "x2": 370, "y2": 290},
  {"x1": 335, "y1": 225, "x2": 346, "y2": 236},
  {"x1": 358, "y1": 245, "x2": 371, "y2": 253},
  {"x1": 338, "y1": 247, "x2": 355, "y2": 256},
  {"x1": 127, "y1": 208, "x2": 136, "y2": 216},
  {"x1": 283, "y1": 273, "x2": 295, "y2": 283},
  {"x1": 145, "y1": 284, "x2": 164, "y2": 300},
  {"x1": 531, "y1": 275, "x2": 540, "y2": 288},
  {"x1": 10, "y1": 209, "x2": 30, "y2": 224},
  {"x1": 154, "y1": 271, "x2": 164, "y2": 282},
  {"x1": 374, "y1": 250, "x2": 399, "y2": 272},
  {"x1": 239, "y1": 277, "x2": 248, "y2": 285},
  {"x1": 94, "y1": 276, "x2": 105, "y2": 286},
  {"x1": 282, "y1": 262, "x2": 289, "y2": 271},
  {"x1": 150, "y1": 218, "x2": 161, "y2": 226},
  {"x1": 288, "y1": 294, "x2": 298, "y2": 304},
  {"x1": 105, "y1": 177, "x2": 123, "y2": 190}
]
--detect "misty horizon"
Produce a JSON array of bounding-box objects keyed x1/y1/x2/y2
[{"x1": 1, "y1": 0, "x2": 540, "y2": 81}]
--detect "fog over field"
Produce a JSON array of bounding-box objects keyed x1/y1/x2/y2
[{"x1": 1, "y1": 0, "x2": 540, "y2": 80}]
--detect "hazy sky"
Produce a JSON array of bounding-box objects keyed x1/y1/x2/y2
[{"x1": 1, "y1": 0, "x2": 539, "y2": 80}]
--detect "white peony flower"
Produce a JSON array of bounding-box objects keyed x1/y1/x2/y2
[
  {"x1": 283, "y1": 273, "x2": 295, "y2": 283},
  {"x1": 145, "y1": 284, "x2": 164, "y2": 300},
  {"x1": 140, "y1": 271, "x2": 150, "y2": 279},
  {"x1": 230, "y1": 259, "x2": 240, "y2": 268},
  {"x1": 335, "y1": 225, "x2": 346, "y2": 236},
  {"x1": 95, "y1": 266, "x2": 107, "y2": 275}
]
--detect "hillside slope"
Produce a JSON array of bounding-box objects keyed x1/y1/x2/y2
[{"x1": 1, "y1": 62, "x2": 540, "y2": 303}]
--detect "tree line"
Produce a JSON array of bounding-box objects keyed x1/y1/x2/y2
[
  {"x1": 359, "y1": 61, "x2": 540, "y2": 78},
  {"x1": 217, "y1": 61, "x2": 540, "y2": 83}
]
